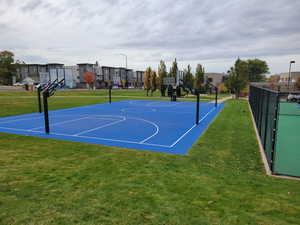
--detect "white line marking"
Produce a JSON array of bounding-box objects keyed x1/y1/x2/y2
[
  {"x1": 0, "y1": 104, "x2": 221, "y2": 150},
  {"x1": 0, "y1": 114, "x2": 89, "y2": 125},
  {"x1": 120, "y1": 108, "x2": 156, "y2": 113},
  {"x1": 145, "y1": 101, "x2": 183, "y2": 107},
  {"x1": 29, "y1": 116, "x2": 94, "y2": 131},
  {"x1": 0, "y1": 127, "x2": 34, "y2": 132},
  {"x1": 0, "y1": 126, "x2": 170, "y2": 148},
  {"x1": 138, "y1": 119, "x2": 160, "y2": 144},
  {"x1": 60, "y1": 133, "x2": 171, "y2": 148},
  {"x1": 0, "y1": 116, "x2": 43, "y2": 124},
  {"x1": 169, "y1": 107, "x2": 217, "y2": 147},
  {"x1": 74, "y1": 117, "x2": 126, "y2": 136},
  {"x1": 169, "y1": 124, "x2": 197, "y2": 148}
]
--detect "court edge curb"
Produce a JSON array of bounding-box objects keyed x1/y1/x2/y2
[{"x1": 248, "y1": 100, "x2": 300, "y2": 182}]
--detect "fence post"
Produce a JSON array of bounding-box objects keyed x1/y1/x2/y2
[
  {"x1": 37, "y1": 87, "x2": 42, "y2": 113},
  {"x1": 259, "y1": 89, "x2": 266, "y2": 137},
  {"x1": 263, "y1": 91, "x2": 270, "y2": 149},
  {"x1": 215, "y1": 87, "x2": 218, "y2": 107},
  {"x1": 43, "y1": 91, "x2": 50, "y2": 134},
  {"x1": 271, "y1": 92, "x2": 280, "y2": 172},
  {"x1": 196, "y1": 91, "x2": 200, "y2": 125},
  {"x1": 109, "y1": 86, "x2": 112, "y2": 104}
]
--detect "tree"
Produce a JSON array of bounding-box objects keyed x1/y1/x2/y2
[
  {"x1": 157, "y1": 60, "x2": 167, "y2": 96},
  {"x1": 183, "y1": 65, "x2": 194, "y2": 93},
  {"x1": 0, "y1": 50, "x2": 17, "y2": 85},
  {"x1": 150, "y1": 70, "x2": 157, "y2": 96},
  {"x1": 144, "y1": 67, "x2": 151, "y2": 96},
  {"x1": 194, "y1": 64, "x2": 205, "y2": 91},
  {"x1": 247, "y1": 59, "x2": 269, "y2": 82},
  {"x1": 83, "y1": 72, "x2": 95, "y2": 89},
  {"x1": 218, "y1": 83, "x2": 228, "y2": 93},
  {"x1": 225, "y1": 58, "x2": 248, "y2": 99},
  {"x1": 169, "y1": 58, "x2": 178, "y2": 83}
]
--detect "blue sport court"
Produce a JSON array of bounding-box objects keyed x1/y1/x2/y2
[{"x1": 0, "y1": 100, "x2": 224, "y2": 155}]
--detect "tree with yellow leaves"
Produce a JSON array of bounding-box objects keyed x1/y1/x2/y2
[{"x1": 144, "y1": 67, "x2": 151, "y2": 96}]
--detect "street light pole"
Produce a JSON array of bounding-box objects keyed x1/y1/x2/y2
[
  {"x1": 120, "y1": 53, "x2": 128, "y2": 88},
  {"x1": 288, "y1": 60, "x2": 295, "y2": 92},
  {"x1": 119, "y1": 53, "x2": 127, "y2": 69}
]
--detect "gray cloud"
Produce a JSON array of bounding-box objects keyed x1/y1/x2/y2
[
  {"x1": 21, "y1": 0, "x2": 43, "y2": 12},
  {"x1": 0, "y1": 0, "x2": 300, "y2": 73}
]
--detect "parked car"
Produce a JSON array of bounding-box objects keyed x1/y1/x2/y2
[
  {"x1": 287, "y1": 94, "x2": 300, "y2": 103},
  {"x1": 13, "y1": 82, "x2": 24, "y2": 87}
]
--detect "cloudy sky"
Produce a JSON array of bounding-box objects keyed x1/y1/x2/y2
[{"x1": 1, "y1": 0, "x2": 300, "y2": 74}]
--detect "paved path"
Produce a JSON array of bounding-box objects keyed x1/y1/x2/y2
[{"x1": 210, "y1": 95, "x2": 233, "y2": 103}]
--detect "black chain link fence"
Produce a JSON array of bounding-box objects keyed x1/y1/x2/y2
[
  {"x1": 250, "y1": 84, "x2": 300, "y2": 177},
  {"x1": 249, "y1": 85, "x2": 279, "y2": 170}
]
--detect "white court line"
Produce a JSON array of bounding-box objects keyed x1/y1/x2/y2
[
  {"x1": 0, "y1": 105, "x2": 219, "y2": 150},
  {"x1": 30, "y1": 116, "x2": 116, "y2": 131},
  {"x1": 76, "y1": 115, "x2": 160, "y2": 144},
  {"x1": 0, "y1": 113, "x2": 89, "y2": 125},
  {"x1": 74, "y1": 117, "x2": 126, "y2": 136},
  {"x1": 169, "y1": 106, "x2": 217, "y2": 147},
  {"x1": 52, "y1": 132, "x2": 171, "y2": 148},
  {"x1": 29, "y1": 116, "x2": 94, "y2": 131},
  {"x1": 145, "y1": 101, "x2": 183, "y2": 107},
  {"x1": 121, "y1": 108, "x2": 157, "y2": 113},
  {"x1": 135, "y1": 118, "x2": 159, "y2": 144},
  {"x1": 0, "y1": 126, "x2": 45, "y2": 134},
  {"x1": 0, "y1": 126, "x2": 35, "y2": 132},
  {"x1": 0, "y1": 126, "x2": 171, "y2": 148},
  {"x1": 0, "y1": 115, "x2": 43, "y2": 124}
]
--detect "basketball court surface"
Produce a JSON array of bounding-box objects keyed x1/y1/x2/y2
[{"x1": 0, "y1": 100, "x2": 224, "y2": 155}]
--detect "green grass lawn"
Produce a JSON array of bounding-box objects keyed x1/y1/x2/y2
[
  {"x1": 0, "y1": 89, "x2": 230, "y2": 99},
  {"x1": 0, "y1": 92, "x2": 299, "y2": 225},
  {"x1": 0, "y1": 89, "x2": 227, "y2": 117}
]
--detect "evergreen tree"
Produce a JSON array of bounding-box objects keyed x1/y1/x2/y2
[
  {"x1": 183, "y1": 65, "x2": 194, "y2": 93},
  {"x1": 225, "y1": 58, "x2": 248, "y2": 98},
  {"x1": 170, "y1": 58, "x2": 178, "y2": 83},
  {"x1": 194, "y1": 64, "x2": 205, "y2": 91},
  {"x1": 150, "y1": 70, "x2": 157, "y2": 96},
  {"x1": 158, "y1": 60, "x2": 167, "y2": 96}
]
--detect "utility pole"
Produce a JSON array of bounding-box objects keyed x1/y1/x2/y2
[
  {"x1": 120, "y1": 53, "x2": 128, "y2": 88},
  {"x1": 288, "y1": 60, "x2": 295, "y2": 92}
]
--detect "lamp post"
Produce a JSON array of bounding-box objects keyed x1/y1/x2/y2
[
  {"x1": 119, "y1": 53, "x2": 127, "y2": 69},
  {"x1": 120, "y1": 53, "x2": 128, "y2": 88},
  {"x1": 288, "y1": 60, "x2": 295, "y2": 91}
]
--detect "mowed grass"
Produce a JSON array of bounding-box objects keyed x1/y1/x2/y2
[
  {"x1": 0, "y1": 89, "x2": 230, "y2": 99},
  {"x1": 0, "y1": 92, "x2": 300, "y2": 225},
  {"x1": 0, "y1": 89, "x2": 225, "y2": 117}
]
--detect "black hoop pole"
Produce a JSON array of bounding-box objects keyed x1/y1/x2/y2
[
  {"x1": 43, "y1": 91, "x2": 50, "y2": 134},
  {"x1": 109, "y1": 86, "x2": 112, "y2": 103},
  {"x1": 37, "y1": 87, "x2": 42, "y2": 113},
  {"x1": 215, "y1": 87, "x2": 218, "y2": 107},
  {"x1": 63, "y1": 69, "x2": 66, "y2": 86},
  {"x1": 196, "y1": 91, "x2": 200, "y2": 125}
]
